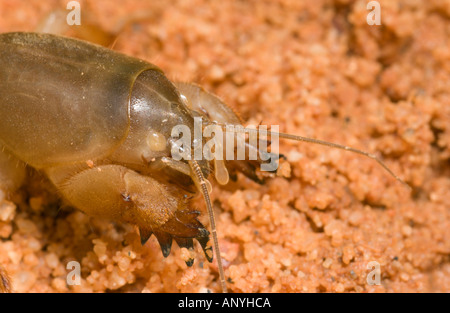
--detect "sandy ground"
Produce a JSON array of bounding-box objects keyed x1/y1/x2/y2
[{"x1": 0, "y1": 0, "x2": 449, "y2": 292}]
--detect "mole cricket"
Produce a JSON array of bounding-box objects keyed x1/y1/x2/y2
[{"x1": 0, "y1": 29, "x2": 409, "y2": 293}]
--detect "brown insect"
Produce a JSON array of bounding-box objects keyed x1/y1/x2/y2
[{"x1": 0, "y1": 31, "x2": 408, "y2": 293}]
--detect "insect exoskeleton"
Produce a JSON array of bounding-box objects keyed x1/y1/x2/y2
[
  {"x1": 0, "y1": 32, "x2": 275, "y2": 292},
  {"x1": 0, "y1": 32, "x2": 408, "y2": 293}
]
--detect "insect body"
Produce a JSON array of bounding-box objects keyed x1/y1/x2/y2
[
  {"x1": 0, "y1": 32, "x2": 274, "y2": 292},
  {"x1": 0, "y1": 32, "x2": 407, "y2": 293}
]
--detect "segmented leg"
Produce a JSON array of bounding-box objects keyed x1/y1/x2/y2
[{"x1": 46, "y1": 163, "x2": 211, "y2": 266}]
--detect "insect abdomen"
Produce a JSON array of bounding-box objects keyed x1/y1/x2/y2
[{"x1": 0, "y1": 32, "x2": 158, "y2": 168}]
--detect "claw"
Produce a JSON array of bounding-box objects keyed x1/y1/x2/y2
[
  {"x1": 159, "y1": 210, "x2": 208, "y2": 238},
  {"x1": 139, "y1": 227, "x2": 153, "y2": 245},
  {"x1": 153, "y1": 231, "x2": 173, "y2": 258},
  {"x1": 196, "y1": 235, "x2": 213, "y2": 263},
  {"x1": 139, "y1": 209, "x2": 211, "y2": 264}
]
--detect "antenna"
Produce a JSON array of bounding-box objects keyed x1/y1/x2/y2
[
  {"x1": 189, "y1": 159, "x2": 228, "y2": 293},
  {"x1": 214, "y1": 123, "x2": 411, "y2": 190}
]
